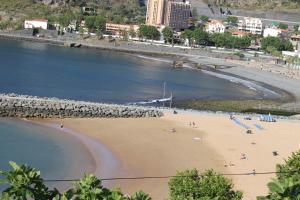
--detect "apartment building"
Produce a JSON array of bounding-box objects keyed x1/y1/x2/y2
[
  {"x1": 238, "y1": 17, "x2": 263, "y2": 35},
  {"x1": 146, "y1": 0, "x2": 191, "y2": 30},
  {"x1": 164, "y1": 0, "x2": 191, "y2": 30},
  {"x1": 146, "y1": 0, "x2": 165, "y2": 27}
]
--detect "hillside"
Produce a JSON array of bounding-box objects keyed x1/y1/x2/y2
[{"x1": 0, "y1": 0, "x2": 145, "y2": 30}]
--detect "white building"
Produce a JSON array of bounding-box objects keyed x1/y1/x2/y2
[
  {"x1": 24, "y1": 19, "x2": 48, "y2": 30},
  {"x1": 206, "y1": 20, "x2": 225, "y2": 33},
  {"x1": 238, "y1": 17, "x2": 263, "y2": 35},
  {"x1": 263, "y1": 27, "x2": 288, "y2": 37}
]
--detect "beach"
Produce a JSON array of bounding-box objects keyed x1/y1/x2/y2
[{"x1": 36, "y1": 111, "x2": 300, "y2": 200}]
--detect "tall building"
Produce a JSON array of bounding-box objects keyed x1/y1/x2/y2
[
  {"x1": 146, "y1": 0, "x2": 191, "y2": 30},
  {"x1": 164, "y1": 0, "x2": 191, "y2": 31},
  {"x1": 238, "y1": 17, "x2": 263, "y2": 35},
  {"x1": 146, "y1": 0, "x2": 165, "y2": 27}
]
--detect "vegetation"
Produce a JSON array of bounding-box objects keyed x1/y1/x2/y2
[
  {"x1": 258, "y1": 150, "x2": 300, "y2": 199},
  {"x1": 174, "y1": 99, "x2": 300, "y2": 116},
  {"x1": 0, "y1": 0, "x2": 146, "y2": 31},
  {"x1": 138, "y1": 25, "x2": 160, "y2": 40},
  {"x1": 210, "y1": 32, "x2": 251, "y2": 49},
  {"x1": 278, "y1": 22, "x2": 289, "y2": 30},
  {"x1": 0, "y1": 161, "x2": 152, "y2": 200},
  {"x1": 261, "y1": 36, "x2": 294, "y2": 53},
  {"x1": 162, "y1": 26, "x2": 174, "y2": 44},
  {"x1": 84, "y1": 15, "x2": 106, "y2": 33},
  {"x1": 169, "y1": 169, "x2": 243, "y2": 200},
  {"x1": 2, "y1": 150, "x2": 300, "y2": 199},
  {"x1": 193, "y1": 28, "x2": 210, "y2": 46},
  {"x1": 226, "y1": 16, "x2": 238, "y2": 25},
  {"x1": 199, "y1": 15, "x2": 209, "y2": 23}
]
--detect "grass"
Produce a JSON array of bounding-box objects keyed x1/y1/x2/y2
[{"x1": 174, "y1": 99, "x2": 300, "y2": 116}]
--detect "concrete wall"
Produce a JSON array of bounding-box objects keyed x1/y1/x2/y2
[{"x1": 0, "y1": 94, "x2": 163, "y2": 118}]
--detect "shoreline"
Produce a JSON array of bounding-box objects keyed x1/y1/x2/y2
[
  {"x1": 27, "y1": 119, "x2": 124, "y2": 189},
  {"x1": 1, "y1": 33, "x2": 299, "y2": 113}
]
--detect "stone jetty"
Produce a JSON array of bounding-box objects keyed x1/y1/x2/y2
[{"x1": 0, "y1": 93, "x2": 163, "y2": 118}]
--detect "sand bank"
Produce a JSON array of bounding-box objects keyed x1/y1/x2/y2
[{"x1": 37, "y1": 111, "x2": 300, "y2": 200}]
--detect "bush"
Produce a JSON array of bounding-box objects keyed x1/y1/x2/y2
[
  {"x1": 258, "y1": 150, "x2": 300, "y2": 199},
  {"x1": 0, "y1": 162, "x2": 151, "y2": 200},
  {"x1": 168, "y1": 169, "x2": 243, "y2": 200},
  {"x1": 276, "y1": 150, "x2": 300, "y2": 182}
]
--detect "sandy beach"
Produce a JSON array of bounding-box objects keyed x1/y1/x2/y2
[{"x1": 36, "y1": 111, "x2": 300, "y2": 200}]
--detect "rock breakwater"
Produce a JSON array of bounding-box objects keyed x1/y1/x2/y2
[{"x1": 0, "y1": 94, "x2": 163, "y2": 118}]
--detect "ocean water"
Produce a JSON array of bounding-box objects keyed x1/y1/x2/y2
[
  {"x1": 0, "y1": 118, "x2": 95, "y2": 191},
  {"x1": 0, "y1": 39, "x2": 279, "y2": 103},
  {"x1": 0, "y1": 38, "x2": 280, "y2": 188}
]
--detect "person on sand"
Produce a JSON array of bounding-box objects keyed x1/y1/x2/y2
[
  {"x1": 224, "y1": 161, "x2": 228, "y2": 167},
  {"x1": 192, "y1": 122, "x2": 195, "y2": 127},
  {"x1": 241, "y1": 153, "x2": 246, "y2": 160}
]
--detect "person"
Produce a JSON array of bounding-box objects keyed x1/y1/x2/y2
[
  {"x1": 252, "y1": 169, "x2": 256, "y2": 175},
  {"x1": 192, "y1": 122, "x2": 195, "y2": 127},
  {"x1": 60, "y1": 123, "x2": 64, "y2": 129},
  {"x1": 241, "y1": 153, "x2": 246, "y2": 160}
]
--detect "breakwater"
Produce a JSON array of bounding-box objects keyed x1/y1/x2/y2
[{"x1": 0, "y1": 94, "x2": 163, "y2": 118}]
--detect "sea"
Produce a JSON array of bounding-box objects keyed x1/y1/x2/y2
[{"x1": 0, "y1": 38, "x2": 280, "y2": 188}]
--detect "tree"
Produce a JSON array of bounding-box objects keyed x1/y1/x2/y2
[
  {"x1": 0, "y1": 162, "x2": 152, "y2": 200},
  {"x1": 193, "y1": 28, "x2": 209, "y2": 46},
  {"x1": 168, "y1": 169, "x2": 243, "y2": 200},
  {"x1": 226, "y1": 16, "x2": 238, "y2": 25},
  {"x1": 261, "y1": 37, "x2": 281, "y2": 51},
  {"x1": 181, "y1": 29, "x2": 194, "y2": 46},
  {"x1": 85, "y1": 16, "x2": 96, "y2": 31},
  {"x1": 0, "y1": 161, "x2": 55, "y2": 200},
  {"x1": 162, "y1": 26, "x2": 174, "y2": 44},
  {"x1": 276, "y1": 150, "x2": 300, "y2": 182},
  {"x1": 94, "y1": 15, "x2": 106, "y2": 37},
  {"x1": 257, "y1": 178, "x2": 300, "y2": 200},
  {"x1": 278, "y1": 23, "x2": 288, "y2": 30},
  {"x1": 261, "y1": 36, "x2": 294, "y2": 52},
  {"x1": 138, "y1": 25, "x2": 160, "y2": 40},
  {"x1": 258, "y1": 150, "x2": 300, "y2": 200}
]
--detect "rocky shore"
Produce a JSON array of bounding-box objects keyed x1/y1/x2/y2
[{"x1": 0, "y1": 94, "x2": 163, "y2": 118}]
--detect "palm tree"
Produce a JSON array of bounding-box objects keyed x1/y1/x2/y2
[{"x1": 258, "y1": 178, "x2": 300, "y2": 200}]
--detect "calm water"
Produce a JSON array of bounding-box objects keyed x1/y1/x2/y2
[
  {"x1": 0, "y1": 118, "x2": 95, "y2": 190},
  {"x1": 0, "y1": 39, "x2": 279, "y2": 187},
  {"x1": 0, "y1": 39, "x2": 277, "y2": 103}
]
